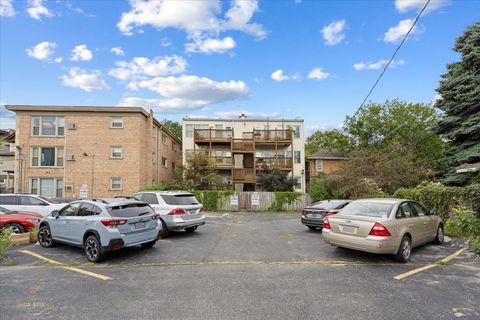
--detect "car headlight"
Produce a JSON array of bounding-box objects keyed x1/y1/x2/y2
[{"x1": 27, "y1": 218, "x2": 40, "y2": 223}]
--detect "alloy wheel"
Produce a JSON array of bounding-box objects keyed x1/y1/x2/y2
[
  {"x1": 402, "y1": 239, "x2": 411, "y2": 259},
  {"x1": 85, "y1": 238, "x2": 98, "y2": 261},
  {"x1": 39, "y1": 228, "x2": 52, "y2": 246}
]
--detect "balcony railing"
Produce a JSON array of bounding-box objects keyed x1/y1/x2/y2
[
  {"x1": 194, "y1": 129, "x2": 233, "y2": 142},
  {"x1": 232, "y1": 139, "x2": 254, "y2": 152},
  {"x1": 233, "y1": 168, "x2": 255, "y2": 182},
  {"x1": 256, "y1": 157, "x2": 293, "y2": 170},
  {"x1": 253, "y1": 129, "x2": 292, "y2": 142},
  {"x1": 213, "y1": 156, "x2": 232, "y2": 168}
]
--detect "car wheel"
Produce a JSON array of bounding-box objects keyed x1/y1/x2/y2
[
  {"x1": 38, "y1": 225, "x2": 55, "y2": 248},
  {"x1": 84, "y1": 235, "x2": 104, "y2": 263},
  {"x1": 5, "y1": 223, "x2": 25, "y2": 234},
  {"x1": 141, "y1": 240, "x2": 156, "y2": 249},
  {"x1": 307, "y1": 226, "x2": 317, "y2": 231},
  {"x1": 395, "y1": 236, "x2": 411, "y2": 263},
  {"x1": 185, "y1": 226, "x2": 197, "y2": 233},
  {"x1": 158, "y1": 219, "x2": 169, "y2": 238},
  {"x1": 433, "y1": 224, "x2": 444, "y2": 244}
]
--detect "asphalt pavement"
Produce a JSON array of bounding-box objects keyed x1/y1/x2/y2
[{"x1": 1, "y1": 212, "x2": 479, "y2": 320}]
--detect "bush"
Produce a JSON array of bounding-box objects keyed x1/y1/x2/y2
[
  {"x1": 0, "y1": 227, "x2": 13, "y2": 260},
  {"x1": 193, "y1": 191, "x2": 235, "y2": 211},
  {"x1": 142, "y1": 180, "x2": 196, "y2": 191},
  {"x1": 444, "y1": 210, "x2": 480, "y2": 254},
  {"x1": 269, "y1": 192, "x2": 301, "y2": 211},
  {"x1": 309, "y1": 176, "x2": 332, "y2": 202}
]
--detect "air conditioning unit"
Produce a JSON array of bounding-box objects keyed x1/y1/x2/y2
[
  {"x1": 66, "y1": 154, "x2": 75, "y2": 161},
  {"x1": 64, "y1": 185, "x2": 73, "y2": 192},
  {"x1": 67, "y1": 123, "x2": 77, "y2": 130}
]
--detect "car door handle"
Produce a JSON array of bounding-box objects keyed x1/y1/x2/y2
[
  {"x1": 423, "y1": 222, "x2": 429, "y2": 225},
  {"x1": 408, "y1": 224, "x2": 413, "y2": 228}
]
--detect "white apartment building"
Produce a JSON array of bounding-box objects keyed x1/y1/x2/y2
[{"x1": 183, "y1": 115, "x2": 305, "y2": 192}]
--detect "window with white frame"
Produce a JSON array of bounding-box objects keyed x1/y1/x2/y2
[
  {"x1": 110, "y1": 177, "x2": 122, "y2": 190},
  {"x1": 161, "y1": 134, "x2": 168, "y2": 145},
  {"x1": 295, "y1": 176, "x2": 302, "y2": 190},
  {"x1": 32, "y1": 116, "x2": 64, "y2": 136},
  {"x1": 31, "y1": 147, "x2": 64, "y2": 167},
  {"x1": 316, "y1": 160, "x2": 323, "y2": 172},
  {"x1": 294, "y1": 151, "x2": 301, "y2": 164},
  {"x1": 111, "y1": 117, "x2": 123, "y2": 128},
  {"x1": 185, "y1": 124, "x2": 194, "y2": 137},
  {"x1": 30, "y1": 178, "x2": 64, "y2": 197},
  {"x1": 161, "y1": 157, "x2": 168, "y2": 168},
  {"x1": 111, "y1": 146, "x2": 123, "y2": 159}
]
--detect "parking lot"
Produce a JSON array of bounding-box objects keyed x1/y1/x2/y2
[{"x1": 1, "y1": 212, "x2": 479, "y2": 320}]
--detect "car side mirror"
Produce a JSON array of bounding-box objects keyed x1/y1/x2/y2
[
  {"x1": 40, "y1": 202, "x2": 49, "y2": 206},
  {"x1": 51, "y1": 210, "x2": 59, "y2": 218}
]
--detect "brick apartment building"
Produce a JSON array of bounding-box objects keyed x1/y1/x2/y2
[
  {"x1": 6, "y1": 105, "x2": 181, "y2": 198},
  {"x1": 182, "y1": 115, "x2": 305, "y2": 192}
]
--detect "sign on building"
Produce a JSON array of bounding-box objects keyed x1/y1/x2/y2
[{"x1": 79, "y1": 184, "x2": 88, "y2": 198}]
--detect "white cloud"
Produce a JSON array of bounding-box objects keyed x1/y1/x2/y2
[
  {"x1": 61, "y1": 68, "x2": 110, "y2": 92},
  {"x1": 110, "y1": 46, "x2": 125, "y2": 56},
  {"x1": 120, "y1": 75, "x2": 249, "y2": 113},
  {"x1": 0, "y1": 0, "x2": 15, "y2": 17},
  {"x1": 54, "y1": 57, "x2": 63, "y2": 63},
  {"x1": 109, "y1": 55, "x2": 187, "y2": 81},
  {"x1": 117, "y1": 0, "x2": 265, "y2": 39},
  {"x1": 353, "y1": 59, "x2": 405, "y2": 71},
  {"x1": 70, "y1": 44, "x2": 93, "y2": 61},
  {"x1": 384, "y1": 18, "x2": 422, "y2": 43},
  {"x1": 26, "y1": 41, "x2": 56, "y2": 60},
  {"x1": 185, "y1": 36, "x2": 236, "y2": 54},
  {"x1": 395, "y1": 0, "x2": 449, "y2": 13},
  {"x1": 27, "y1": 0, "x2": 53, "y2": 20},
  {"x1": 322, "y1": 19, "x2": 346, "y2": 46},
  {"x1": 161, "y1": 37, "x2": 171, "y2": 47},
  {"x1": 214, "y1": 110, "x2": 280, "y2": 119},
  {"x1": 307, "y1": 68, "x2": 330, "y2": 80},
  {"x1": 271, "y1": 69, "x2": 290, "y2": 82}
]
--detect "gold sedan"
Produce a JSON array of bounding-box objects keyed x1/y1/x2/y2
[{"x1": 322, "y1": 199, "x2": 444, "y2": 262}]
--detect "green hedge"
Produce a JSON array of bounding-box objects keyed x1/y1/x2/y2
[
  {"x1": 393, "y1": 182, "x2": 480, "y2": 220},
  {"x1": 269, "y1": 192, "x2": 302, "y2": 211},
  {"x1": 193, "y1": 191, "x2": 235, "y2": 211}
]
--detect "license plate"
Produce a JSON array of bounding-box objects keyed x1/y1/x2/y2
[
  {"x1": 342, "y1": 225, "x2": 356, "y2": 234},
  {"x1": 308, "y1": 213, "x2": 322, "y2": 218},
  {"x1": 189, "y1": 210, "x2": 197, "y2": 215},
  {"x1": 135, "y1": 222, "x2": 145, "y2": 229}
]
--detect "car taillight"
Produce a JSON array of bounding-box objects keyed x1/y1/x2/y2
[
  {"x1": 324, "y1": 210, "x2": 337, "y2": 216},
  {"x1": 369, "y1": 223, "x2": 391, "y2": 237},
  {"x1": 302, "y1": 209, "x2": 306, "y2": 216},
  {"x1": 152, "y1": 213, "x2": 160, "y2": 220},
  {"x1": 199, "y1": 207, "x2": 205, "y2": 213},
  {"x1": 323, "y1": 217, "x2": 331, "y2": 229},
  {"x1": 100, "y1": 219, "x2": 127, "y2": 228},
  {"x1": 168, "y1": 208, "x2": 186, "y2": 215}
]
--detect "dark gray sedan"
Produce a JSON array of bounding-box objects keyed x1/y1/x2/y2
[{"x1": 301, "y1": 200, "x2": 351, "y2": 230}]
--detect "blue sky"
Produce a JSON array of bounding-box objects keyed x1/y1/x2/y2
[{"x1": 1, "y1": 0, "x2": 479, "y2": 134}]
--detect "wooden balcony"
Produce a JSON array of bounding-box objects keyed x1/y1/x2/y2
[
  {"x1": 232, "y1": 139, "x2": 254, "y2": 152},
  {"x1": 233, "y1": 168, "x2": 256, "y2": 182},
  {"x1": 194, "y1": 129, "x2": 233, "y2": 143},
  {"x1": 212, "y1": 156, "x2": 233, "y2": 169},
  {"x1": 253, "y1": 129, "x2": 293, "y2": 143},
  {"x1": 256, "y1": 157, "x2": 293, "y2": 170}
]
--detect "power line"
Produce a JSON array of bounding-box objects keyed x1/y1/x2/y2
[{"x1": 349, "y1": 0, "x2": 432, "y2": 121}]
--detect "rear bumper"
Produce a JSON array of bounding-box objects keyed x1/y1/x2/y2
[
  {"x1": 301, "y1": 216, "x2": 324, "y2": 228},
  {"x1": 322, "y1": 229, "x2": 398, "y2": 254},
  {"x1": 103, "y1": 238, "x2": 125, "y2": 251},
  {"x1": 166, "y1": 216, "x2": 206, "y2": 230}
]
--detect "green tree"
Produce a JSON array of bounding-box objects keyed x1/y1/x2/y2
[
  {"x1": 305, "y1": 129, "x2": 349, "y2": 157},
  {"x1": 161, "y1": 119, "x2": 182, "y2": 140},
  {"x1": 182, "y1": 152, "x2": 223, "y2": 189},
  {"x1": 434, "y1": 22, "x2": 480, "y2": 185},
  {"x1": 256, "y1": 164, "x2": 295, "y2": 191}
]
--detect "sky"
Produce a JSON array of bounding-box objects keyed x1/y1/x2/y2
[{"x1": 0, "y1": 0, "x2": 479, "y2": 135}]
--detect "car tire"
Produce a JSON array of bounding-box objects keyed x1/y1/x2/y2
[
  {"x1": 433, "y1": 224, "x2": 444, "y2": 244},
  {"x1": 84, "y1": 235, "x2": 105, "y2": 263},
  {"x1": 158, "y1": 219, "x2": 169, "y2": 238},
  {"x1": 185, "y1": 226, "x2": 197, "y2": 233},
  {"x1": 4, "y1": 223, "x2": 25, "y2": 234},
  {"x1": 395, "y1": 235, "x2": 411, "y2": 263},
  {"x1": 38, "y1": 225, "x2": 55, "y2": 248},
  {"x1": 141, "y1": 240, "x2": 156, "y2": 249},
  {"x1": 307, "y1": 226, "x2": 317, "y2": 231}
]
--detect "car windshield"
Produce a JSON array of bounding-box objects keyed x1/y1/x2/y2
[
  {"x1": 311, "y1": 201, "x2": 347, "y2": 209},
  {"x1": 339, "y1": 202, "x2": 393, "y2": 218},
  {"x1": 162, "y1": 194, "x2": 199, "y2": 206},
  {"x1": 0, "y1": 206, "x2": 14, "y2": 214},
  {"x1": 107, "y1": 203, "x2": 154, "y2": 218}
]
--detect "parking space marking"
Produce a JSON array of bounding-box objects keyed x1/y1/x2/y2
[
  {"x1": 19, "y1": 250, "x2": 112, "y2": 281},
  {"x1": 393, "y1": 243, "x2": 469, "y2": 280}
]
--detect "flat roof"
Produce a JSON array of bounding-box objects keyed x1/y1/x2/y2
[{"x1": 183, "y1": 117, "x2": 303, "y2": 122}]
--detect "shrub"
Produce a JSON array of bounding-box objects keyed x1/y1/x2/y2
[
  {"x1": 269, "y1": 192, "x2": 301, "y2": 211},
  {"x1": 444, "y1": 210, "x2": 480, "y2": 254},
  {"x1": 193, "y1": 191, "x2": 235, "y2": 211},
  {"x1": 0, "y1": 227, "x2": 12, "y2": 260},
  {"x1": 309, "y1": 175, "x2": 332, "y2": 202}
]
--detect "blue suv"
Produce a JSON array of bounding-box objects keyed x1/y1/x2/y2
[{"x1": 37, "y1": 199, "x2": 162, "y2": 262}]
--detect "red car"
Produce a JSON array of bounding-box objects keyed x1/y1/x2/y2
[{"x1": 0, "y1": 206, "x2": 42, "y2": 234}]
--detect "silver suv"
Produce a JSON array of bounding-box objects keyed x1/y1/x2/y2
[
  {"x1": 38, "y1": 199, "x2": 162, "y2": 262},
  {"x1": 0, "y1": 194, "x2": 64, "y2": 216},
  {"x1": 133, "y1": 191, "x2": 205, "y2": 237}
]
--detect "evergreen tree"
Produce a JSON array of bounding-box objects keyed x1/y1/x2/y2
[{"x1": 434, "y1": 22, "x2": 480, "y2": 185}]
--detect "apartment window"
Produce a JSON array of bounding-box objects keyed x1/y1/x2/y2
[
  {"x1": 316, "y1": 160, "x2": 323, "y2": 172},
  {"x1": 185, "y1": 124, "x2": 194, "y2": 137},
  {"x1": 172, "y1": 142, "x2": 177, "y2": 152},
  {"x1": 32, "y1": 116, "x2": 64, "y2": 136},
  {"x1": 294, "y1": 151, "x2": 301, "y2": 164},
  {"x1": 111, "y1": 146, "x2": 123, "y2": 159},
  {"x1": 111, "y1": 117, "x2": 123, "y2": 128},
  {"x1": 295, "y1": 176, "x2": 302, "y2": 190},
  {"x1": 30, "y1": 178, "x2": 64, "y2": 197},
  {"x1": 31, "y1": 147, "x2": 64, "y2": 167},
  {"x1": 292, "y1": 125, "x2": 300, "y2": 138},
  {"x1": 172, "y1": 162, "x2": 176, "y2": 170},
  {"x1": 161, "y1": 134, "x2": 168, "y2": 145},
  {"x1": 110, "y1": 177, "x2": 122, "y2": 190},
  {"x1": 161, "y1": 157, "x2": 168, "y2": 168}
]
